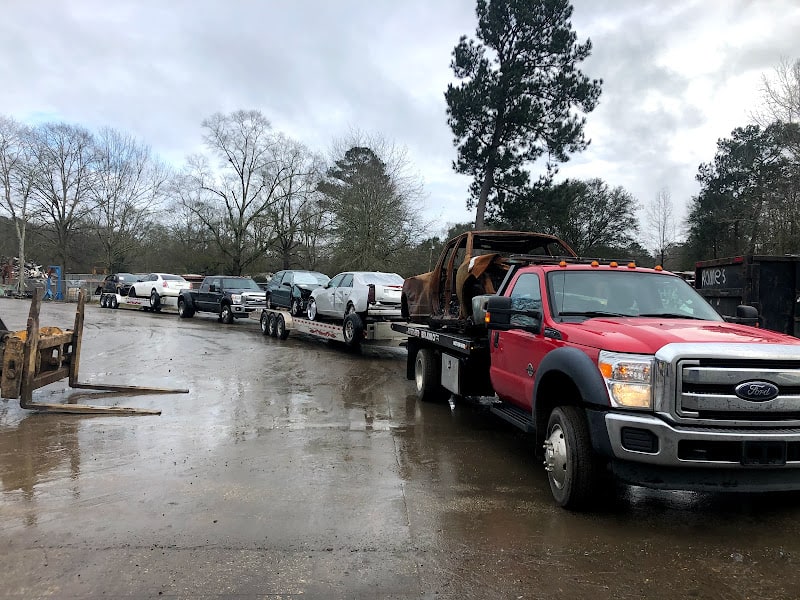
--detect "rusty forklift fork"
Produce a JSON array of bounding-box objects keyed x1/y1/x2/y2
[{"x1": 0, "y1": 290, "x2": 188, "y2": 414}]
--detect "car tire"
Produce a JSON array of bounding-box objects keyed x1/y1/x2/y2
[
  {"x1": 129, "y1": 287, "x2": 136, "y2": 298},
  {"x1": 307, "y1": 298, "x2": 318, "y2": 321},
  {"x1": 265, "y1": 294, "x2": 272, "y2": 310},
  {"x1": 291, "y1": 298, "x2": 302, "y2": 317},
  {"x1": 544, "y1": 406, "x2": 607, "y2": 510},
  {"x1": 277, "y1": 314, "x2": 289, "y2": 340},
  {"x1": 414, "y1": 348, "x2": 449, "y2": 402},
  {"x1": 150, "y1": 289, "x2": 161, "y2": 310},
  {"x1": 342, "y1": 312, "x2": 364, "y2": 349},
  {"x1": 178, "y1": 298, "x2": 194, "y2": 318},
  {"x1": 220, "y1": 303, "x2": 234, "y2": 324}
]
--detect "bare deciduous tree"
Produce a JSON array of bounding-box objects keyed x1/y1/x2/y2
[
  {"x1": 643, "y1": 187, "x2": 678, "y2": 268},
  {"x1": 0, "y1": 116, "x2": 36, "y2": 293},
  {"x1": 31, "y1": 122, "x2": 95, "y2": 272},
  {"x1": 753, "y1": 57, "x2": 800, "y2": 126},
  {"x1": 91, "y1": 127, "x2": 170, "y2": 272},
  {"x1": 178, "y1": 110, "x2": 296, "y2": 275},
  {"x1": 262, "y1": 140, "x2": 326, "y2": 270}
]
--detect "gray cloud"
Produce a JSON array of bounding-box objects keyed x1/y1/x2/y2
[{"x1": 1, "y1": 0, "x2": 798, "y2": 235}]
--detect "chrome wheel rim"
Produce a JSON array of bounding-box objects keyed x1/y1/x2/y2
[{"x1": 544, "y1": 424, "x2": 568, "y2": 490}]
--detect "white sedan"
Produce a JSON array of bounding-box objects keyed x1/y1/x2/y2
[
  {"x1": 307, "y1": 271, "x2": 404, "y2": 321},
  {"x1": 129, "y1": 273, "x2": 192, "y2": 307}
]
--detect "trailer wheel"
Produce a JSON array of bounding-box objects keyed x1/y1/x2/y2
[
  {"x1": 544, "y1": 406, "x2": 604, "y2": 510},
  {"x1": 178, "y1": 298, "x2": 194, "y2": 318},
  {"x1": 110, "y1": 295, "x2": 118, "y2": 309},
  {"x1": 100, "y1": 295, "x2": 107, "y2": 308},
  {"x1": 277, "y1": 314, "x2": 289, "y2": 340},
  {"x1": 149, "y1": 289, "x2": 161, "y2": 310},
  {"x1": 343, "y1": 313, "x2": 364, "y2": 348},
  {"x1": 220, "y1": 303, "x2": 234, "y2": 324},
  {"x1": 268, "y1": 312, "x2": 278, "y2": 337},
  {"x1": 260, "y1": 311, "x2": 269, "y2": 335},
  {"x1": 414, "y1": 348, "x2": 449, "y2": 402}
]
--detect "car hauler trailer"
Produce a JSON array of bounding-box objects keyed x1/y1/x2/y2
[
  {"x1": 695, "y1": 255, "x2": 800, "y2": 336},
  {"x1": 98, "y1": 291, "x2": 178, "y2": 313},
  {"x1": 257, "y1": 308, "x2": 404, "y2": 349}
]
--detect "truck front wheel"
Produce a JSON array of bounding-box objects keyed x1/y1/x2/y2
[
  {"x1": 544, "y1": 406, "x2": 605, "y2": 510},
  {"x1": 414, "y1": 348, "x2": 449, "y2": 403},
  {"x1": 220, "y1": 304, "x2": 234, "y2": 324}
]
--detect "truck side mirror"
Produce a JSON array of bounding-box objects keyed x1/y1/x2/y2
[
  {"x1": 485, "y1": 295, "x2": 542, "y2": 334},
  {"x1": 209, "y1": 284, "x2": 218, "y2": 293},
  {"x1": 736, "y1": 304, "x2": 759, "y2": 327}
]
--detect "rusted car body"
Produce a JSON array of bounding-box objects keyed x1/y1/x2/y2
[{"x1": 401, "y1": 231, "x2": 576, "y2": 329}]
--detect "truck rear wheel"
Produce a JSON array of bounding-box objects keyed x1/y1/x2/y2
[
  {"x1": 178, "y1": 298, "x2": 194, "y2": 318},
  {"x1": 414, "y1": 348, "x2": 449, "y2": 402},
  {"x1": 544, "y1": 406, "x2": 605, "y2": 510}
]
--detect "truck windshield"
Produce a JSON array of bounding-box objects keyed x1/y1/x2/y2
[
  {"x1": 222, "y1": 278, "x2": 261, "y2": 290},
  {"x1": 547, "y1": 270, "x2": 723, "y2": 321}
]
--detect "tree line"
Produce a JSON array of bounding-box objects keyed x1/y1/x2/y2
[{"x1": 0, "y1": 112, "x2": 427, "y2": 285}]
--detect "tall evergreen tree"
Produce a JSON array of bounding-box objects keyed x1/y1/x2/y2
[
  {"x1": 318, "y1": 147, "x2": 416, "y2": 272},
  {"x1": 445, "y1": 0, "x2": 602, "y2": 228}
]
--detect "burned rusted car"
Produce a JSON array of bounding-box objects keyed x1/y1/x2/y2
[{"x1": 401, "y1": 230, "x2": 576, "y2": 329}]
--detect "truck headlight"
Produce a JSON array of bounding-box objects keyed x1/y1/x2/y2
[
  {"x1": 231, "y1": 294, "x2": 242, "y2": 304},
  {"x1": 598, "y1": 351, "x2": 654, "y2": 410}
]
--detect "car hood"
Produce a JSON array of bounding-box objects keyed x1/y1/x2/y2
[
  {"x1": 559, "y1": 317, "x2": 800, "y2": 354},
  {"x1": 295, "y1": 284, "x2": 320, "y2": 293}
]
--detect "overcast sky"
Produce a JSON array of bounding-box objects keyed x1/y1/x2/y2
[{"x1": 2, "y1": 0, "x2": 798, "y2": 239}]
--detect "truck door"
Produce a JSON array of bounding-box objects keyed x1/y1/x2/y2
[
  {"x1": 199, "y1": 278, "x2": 220, "y2": 311},
  {"x1": 490, "y1": 272, "x2": 551, "y2": 410}
]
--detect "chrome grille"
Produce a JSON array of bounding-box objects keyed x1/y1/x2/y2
[{"x1": 676, "y1": 359, "x2": 800, "y2": 425}]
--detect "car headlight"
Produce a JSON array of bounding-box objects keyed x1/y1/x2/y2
[
  {"x1": 231, "y1": 294, "x2": 242, "y2": 304},
  {"x1": 597, "y1": 351, "x2": 654, "y2": 410}
]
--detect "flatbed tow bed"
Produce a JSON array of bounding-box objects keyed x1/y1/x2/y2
[
  {"x1": 258, "y1": 308, "x2": 405, "y2": 349},
  {"x1": 390, "y1": 322, "x2": 533, "y2": 430}
]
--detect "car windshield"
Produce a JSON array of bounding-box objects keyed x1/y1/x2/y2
[
  {"x1": 294, "y1": 272, "x2": 328, "y2": 285},
  {"x1": 359, "y1": 273, "x2": 404, "y2": 285},
  {"x1": 547, "y1": 270, "x2": 723, "y2": 321},
  {"x1": 222, "y1": 278, "x2": 261, "y2": 290}
]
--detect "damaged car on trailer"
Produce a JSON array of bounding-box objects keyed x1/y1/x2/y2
[{"x1": 401, "y1": 230, "x2": 576, "y2": 330}]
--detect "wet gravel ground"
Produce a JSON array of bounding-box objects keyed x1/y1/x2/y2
[{"x1": 2, "y1": 297, "x2": 800, "y2": 599}]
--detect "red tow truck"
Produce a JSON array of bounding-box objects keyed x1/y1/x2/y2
[{"x1": 393, "y1": 255, "x2": 800, "y2": 509}]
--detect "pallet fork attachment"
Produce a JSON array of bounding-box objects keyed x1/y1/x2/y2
[{"x1": 0, "y1": 290, "x2": 188, "y2": 414}]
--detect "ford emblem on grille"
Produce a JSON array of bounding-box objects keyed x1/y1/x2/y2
[{"x1": 734, "y1": 381, "x2": 779, "y2": 401}]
